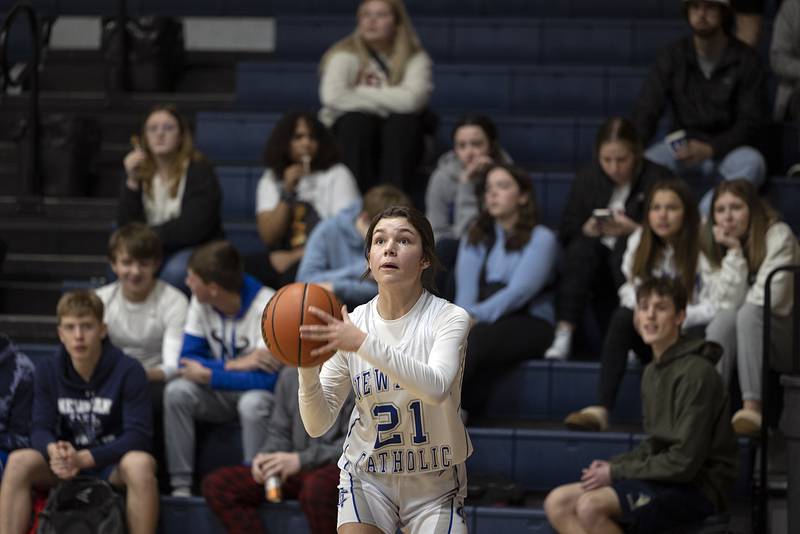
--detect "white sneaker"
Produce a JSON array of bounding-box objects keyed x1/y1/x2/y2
[
  {"x1": 171, "y1": 487, "x2": 192, "y2": 498},
  {"x1": 545, "y1": 328, "x2": 572, "y2": 360}
]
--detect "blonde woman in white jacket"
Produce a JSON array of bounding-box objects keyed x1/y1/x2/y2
[
  {"x1": 319, "y1": 0, "x2": 432, "y2": 193},
  {"x1": 703, "y1": 179, "x2": 800, "y2": 436}
]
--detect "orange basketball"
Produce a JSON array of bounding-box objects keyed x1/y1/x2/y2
[{"x1": 261, "y1": 282, "x2": 343, "y2": 368}]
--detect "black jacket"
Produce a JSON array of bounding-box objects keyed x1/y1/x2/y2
[
  {"x1": 117, "y1": 159, "x2": 224, "y2": 255},
  {"x1": 631, "y1": 36, "x2": 767, "y2": 159},
  {"x1": 558, "y1": 159, "x2": 673, "y2": 248}
]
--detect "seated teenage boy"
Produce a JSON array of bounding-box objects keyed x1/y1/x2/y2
[
  {"x1": 0, "y1": 291, "x2": 157, "y2": 534},
  {"x1": 544, "y1": 277, "x2": 738, "y2": 534},
  {"x1": 202, "y1": 367, "x2": 353, "y2": 534},
  {"x1": 165, "y1": 240, "x2": 280, "y2": 497},
  {"x1": 95, "y1": 222, "x2": 189, "y2": 492},
  {"x1": 96, "y1": 222, "x2": 188, "y2": 384}
]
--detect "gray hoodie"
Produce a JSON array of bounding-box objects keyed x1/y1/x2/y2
[{"x1": 425, "y1": 149, "x2": 512, "y2": 241}]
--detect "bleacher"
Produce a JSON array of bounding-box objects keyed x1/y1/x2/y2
[{"x1": 1, "y1": 0, "x2": 795, "y2": 532}]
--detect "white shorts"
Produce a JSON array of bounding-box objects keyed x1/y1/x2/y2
[{"x1": 337, "y1": 463, "x2": 468, "y2": 534}]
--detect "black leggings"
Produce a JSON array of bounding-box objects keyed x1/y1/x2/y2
[
  {"x1": 333, "y1": 111, "x2": 424, "y2": 193},
  {"x1": 556, "y1": 236, "x2": 624, "y2": 327},
  {"x1": 461, "y1": 314, "x2": 554, "y2": 416},
  {"x1": 597, "y1": 307, "x2": 651, "y2": 410}
]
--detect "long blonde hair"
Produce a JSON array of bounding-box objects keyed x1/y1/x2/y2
[
  {"x1": 702, "y1": 179, "x2": 780, "y2": 275},
  {"x1": 135, "y1": 104, "x2": 203, "y2": 199},
  {"x1": 320, "y1": 0, "x2": 424, "y2": 86}
]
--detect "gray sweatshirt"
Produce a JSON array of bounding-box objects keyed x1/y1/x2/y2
[
  {"x1": 770, "y1": 0, "x2": 800, "y2": 119},
  {"x1": 260, "y1": 367, "x2": 353, "y2": 470}
]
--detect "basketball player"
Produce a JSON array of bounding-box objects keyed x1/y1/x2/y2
[{"x1": 298, "y1": 206, "x2": 472, "y2": 534}]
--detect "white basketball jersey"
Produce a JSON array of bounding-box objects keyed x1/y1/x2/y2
[{"x1": 299, "y1": 290, "x2": 473, "y2": 476}]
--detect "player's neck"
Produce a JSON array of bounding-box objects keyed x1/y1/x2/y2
[{"x1": 376, "y1": 284, "x2": 424, "y2": 320}]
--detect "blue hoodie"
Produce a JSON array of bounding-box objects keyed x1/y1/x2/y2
[
  {"x1": 0, "y1": 338, "x2": 34, "y2": 452},
  {"x1": 296, "y1": 201, "x2": 377, "y2": 306},
  {"x1": 31, "y1": 340, "x2": 152, "y2": 470},
  {"x1": 180, "y1": 274, "x2": 278, "y2": 391}
]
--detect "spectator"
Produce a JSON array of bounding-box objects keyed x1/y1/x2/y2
[
  {"x1": 0, "y1": 336, "x2": 34, "y2": 481},
  {"x1": 545, "y1": 277, "x2": 738, "y2": 534},
  {"x1": 96, "y1": 223, "x2": 188, "y2": 383},
  {"x1": 564, "y1": 180, "x2": 715, "y2": 432},
  {"x1": 118, "y1": 104, "x2": 223, "y2": 294},
  {"x1": 95, "y1": 222, "x2": 189, "y2": 491},
  {"x1": 296, "y1": 184, "x2": 410, "y2": 309},
  {"x1": 165, "y1": 241, "x2": 280, "y2": 497},
  {"x1": 632, "y1": 0, "x2": 767, "y2": 215},
  {"x1": 319, "y1": 0, "x2": 433, "y2": 193},
  {"x1": 0, "y1": 291, "x2": 158, "y2": 534},
  {"x1": 544, "y1": 117, "x2": 673, "y2": 360},
  {"x1": 703, "y1": 180, "x2": 800, "y2": 435},
  {"x1": 251, "y1": 111, "x2": 360, "y2": 289},
  {"x1": 455, "y1": 164, "x2": 559, "y2": 418},
  {"x1": 202, "y1": 367, "x2": 353, "y2": 534},
  {"x1": 426, "y1": 114, "x2": 513, "y2": 243}
]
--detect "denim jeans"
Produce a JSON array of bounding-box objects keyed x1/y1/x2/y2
[{"x1": 644, "y1": 142, "x2": 766, "y2": 216}]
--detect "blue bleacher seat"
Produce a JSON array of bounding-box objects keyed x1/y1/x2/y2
[
  {"x1": 216, "y1": 166, "x2": 260, "y2": 220},
  {"x1": 515, "y1": 429, "x2": 631, "y2": 489},
  {"x1": 471, "y1": 506, "x2": 552, "y2": 533},
  {"x1": 467, "y1": 428, "x2": 516, "y2": 480},
  {"x1": 235, "y1": 62, "x2": 648, "y2": 117},
  {"x1": 450, "y1": 19, "x2": 541, "y2": 63},
  {"x1": 236, "y1": 62, "x2": 319, "y2": 110},
  {"x1": 224, "y1": 221, "x2": 263, "y2": 256},
  {"x1": 549, "y1": 361, "x2": 643, "y2": 423},
  {"x1": 541, "y1": 20, "x2": 632, "y2": 64},
  {"x1": 195, "y1": 111, "x2": 279, "y2": 163},
  {"x1": 484, "y1": 360, "x2": 550, "y2": 419}
]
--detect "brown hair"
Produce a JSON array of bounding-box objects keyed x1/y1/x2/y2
[
  {"x1": 594, "y1": 116, "x2": 644, "y2": 168},
  {"x1": 362, "y1": 184, "x2": 412, "y2": 220},
  {"x1": 133, "y1": 104, "x2": 204, "y2": 199},
  {"x1": 57, "y1": 290, "x2": 104, "y2": 324},
  {"x1": 632, "y1": 179, "x2": 700, "y2": 299},
  {"x1": 320, "y1": 0, "x2": 424, "y2": 86},
  {"x1": 467, "y1": 164, "x2": 538, "y2": 251},
  {"x1": 636, "y1": 276, "x2": 688, "y2": 313},
  {"x1": 362, "y1": 206, "x2": 441, "y2": 292},
  {"x1": 702, "y1": 179, "x2": 780, "y2": 274},
  {"x1": 108, "y1": 222, "x2": 163, "y2": 263},
  {"x1": 188, "y1": 241, "x2": 243, "y2": 293}
]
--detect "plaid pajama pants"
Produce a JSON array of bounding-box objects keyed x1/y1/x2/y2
[{"x1": 202, "y1": 463, "x2": 340, "y2": 534}]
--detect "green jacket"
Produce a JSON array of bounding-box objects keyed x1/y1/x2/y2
[{"x1": 609, "y1": 336, "x2": 739, "y2": 511}]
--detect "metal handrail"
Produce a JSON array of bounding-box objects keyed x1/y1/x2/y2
[
  {"x1": 757, "y1": 264, "x2": 800, "y2": 534},
  {"x1": 0, "y1": 1, "x2": 41, "y2": 197}
]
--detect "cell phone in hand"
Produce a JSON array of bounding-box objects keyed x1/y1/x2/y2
[{"x1": 592, "y1": 208, "x2": 613, "y2": 222}]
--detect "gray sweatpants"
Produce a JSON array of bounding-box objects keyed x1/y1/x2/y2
[
  {"x1": 163, "y1": 378, "x2": 274, "y2": 489},
  {"x1": 706, "y1": 303, "x2": 794, "y2": 402}
]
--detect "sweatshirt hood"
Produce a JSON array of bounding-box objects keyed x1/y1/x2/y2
[
  {"x1": 56, "y1": 339, "x2": 125, "y2": 389},
  {"x1": 334, "y1": 201, "x2": 365, "y2": 248},
  {"x1": 656, "y1": 336, "x2": 723, "y2": 368}
]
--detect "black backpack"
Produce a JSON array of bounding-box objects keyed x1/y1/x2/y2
[{"x1": 37, "y1": 476, "x2": 126, "y2": 534}]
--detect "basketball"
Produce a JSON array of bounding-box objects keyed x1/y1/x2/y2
[{"x1": 261, "y1": 282, "x2": 343, "y2": 368}]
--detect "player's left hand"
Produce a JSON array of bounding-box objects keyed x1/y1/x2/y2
[
  {"x1": 675, "y1": 139, "x2": 713, "y2": 167},
  {"x1": 580, "y1": 460, "x2": 612, "y2": 491},
  {"x1": 300, "y1": 305, "x2": 367, "y2": 356}
]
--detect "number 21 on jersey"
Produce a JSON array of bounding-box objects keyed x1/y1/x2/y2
[{"x1": 373, "y1": 399, "x2": 429, "y2": 449}]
